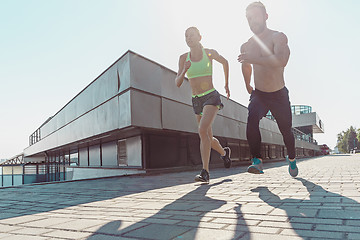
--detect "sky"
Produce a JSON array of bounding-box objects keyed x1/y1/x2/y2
[{"x1": 1, "y1": 0, "x2": 360, "y2": 159}]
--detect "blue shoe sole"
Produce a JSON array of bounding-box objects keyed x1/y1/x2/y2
[
  {"x1": 287, "y1": 158, "x2": 298, "y2": 177},
  {"x1": 289, "y1": 166, "x2": 298, "y2": 177},
  {"x1": 247, "y1": 166, "x2": 264, "y2": 174}
]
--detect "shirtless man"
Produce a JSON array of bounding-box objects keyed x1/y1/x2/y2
[{"x1": 238, "y1": 1, "x2": 298, "y2": 177}]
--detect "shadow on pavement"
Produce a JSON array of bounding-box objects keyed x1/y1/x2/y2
[
  {"x1": 0, "y1": 168, "x2": 246, "y2": 222},
  {"x1": 86, "y1": 179, "x2": 248, "y2": 239},
  {"x1": 251, "y1": 177, "x2": 360, "y2": 239}
]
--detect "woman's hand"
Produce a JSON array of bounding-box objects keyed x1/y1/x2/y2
[
  {"x1": 183, "y1": 61, "x2": 191, "y2": 73},
  {"x1": 225, "y1": 85, "x2": 230, "y2": 99}
]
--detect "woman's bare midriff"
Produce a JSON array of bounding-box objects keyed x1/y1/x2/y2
[{"x1": 189, "y1": 75, "x2": 214, "y2": 95}]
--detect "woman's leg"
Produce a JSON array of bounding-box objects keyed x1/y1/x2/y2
[
  {"x1": 197, "y1": 105, "x2": 219, "y2": 172},
  {"x1": 196, "y1": 116, "x2": 225, "y2": 156},
  {"x1": 209, "y1": 128, "x2": 226, "y2": 156}
]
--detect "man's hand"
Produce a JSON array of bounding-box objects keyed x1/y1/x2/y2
[
  {"x1": 246, "y1": 84, "x2": 253, "y2": 94},
  {"x1": 237, "y1": 52, "x2": 255, "y2": 64}
]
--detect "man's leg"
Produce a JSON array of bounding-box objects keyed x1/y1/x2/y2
[
  {"x1": 269, "y1": 89, "x2": 295, "y2": 160},
  {"x1": 247, "y1": 92, "x2": 268, "y2": 159},
  {"x1": 247, "y1": 92, "x2": 268, "y2": 174},
  {"x1": 269, "y1": 88, "x2": 298, "y2": 177}
]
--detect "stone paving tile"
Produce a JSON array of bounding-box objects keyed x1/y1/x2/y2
[
  {"x1": 318, "y1": 209, "x2": 360, "y2": 219},
  {"x1": 210, "y1": 217, "x2": 260, "y2": 226},
  {"x1": 42, "y1": 229, "x2": 93, "y2": 239},
  {"x1": 315, "y1": 224, "x2": 360, "y2": 233},
  {"x1": 8, "y1": 227, "x2": 52, "y2": 236},
  {"x1": 19, "y1": 217, "x2": 73, "y2": 228},
  {"x1": 281, "y1": 228, "x2": 345, "y2": 239},
  {"x1": 0, "y1": 234, "x2": 49, "y2": 240},
  {"x1": 0, "y1": 233, "x2": 11, "y2": 239},
  {"x1": 270, "y1": 208, "x2": 318, "y2": 217},
  {"x1": 177, "y1": 228, "x2": 245, "y2": 240},
  {"x1": 49, "y1": 219, "x2": 109, "y2": 231},
  {"x1": 241, "y1": 213, "x2": 289, "y2": 222},
  {"x1": 83, "y1": 221, "x2": 149, "y2": 236},
  {"x1": 0, "y1": 224, "x2": 23, "y2": 233},
  {"x1": 258, "y1": 221, "x2": 313, "y2": 230},
  {"x1": 290, "y1": 216, "x2": 343, "y2": 225},
  {"x1": 86, "y1": 234, "x2": 135, "y2": 240},
  {"x1": 122, "y1": 223, "x2": 191, "y2": 239},
  {"x1": 345, "y1": 219, "x2": 360, "y2": 226},
  {"x1": 177, "y1": 220, "x2": 227, "y2": 229},
  {"x1": 169, "y1": 215, "x2": 213, "y2": 222},
  {"x1": 348, "y1": 233, "x2": 360, "y2": 240},
  {"x1": 240, "y1": 232, "x2": 304, "y2": 240}
]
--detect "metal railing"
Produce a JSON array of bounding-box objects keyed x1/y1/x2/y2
[{"x1": 292, "y1": 128, "x2": 317, "y2": 144}]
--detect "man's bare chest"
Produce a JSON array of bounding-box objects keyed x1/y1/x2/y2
[{"x1": 247, "y1": 37, "x2": 274, "y2": 57}]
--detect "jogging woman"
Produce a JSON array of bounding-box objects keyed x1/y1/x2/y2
[{"x1": 175, "y1": 27, "x2": 231, "y2": 183}]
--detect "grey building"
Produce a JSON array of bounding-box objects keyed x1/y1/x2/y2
[{"x1": 7, "y1": 50, "x2": 321, "y2": 183}]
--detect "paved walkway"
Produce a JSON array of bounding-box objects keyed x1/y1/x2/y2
[{"x1": 0, "y1": 154, "x2": 360, "y2": 240}]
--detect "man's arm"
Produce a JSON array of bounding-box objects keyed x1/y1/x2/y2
[
  {"x1": 239, "y1": 43, "x2": 253, "y2": 94},
  {"x1": 239, "y1": 32, "x2": 290, "y2": 68}
]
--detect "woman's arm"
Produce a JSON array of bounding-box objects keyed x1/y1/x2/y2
[
  {"x1": 175, "y1": 54, "x2": 190, "y2": 87},
  {"x1": 208, "y1": 49, "x2": 230, "y2": 99}
]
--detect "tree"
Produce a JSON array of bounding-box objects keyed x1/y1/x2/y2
[
  {"x1": 337, "y1": 126, "x2": 359, "y2": 153},
  {"x1": 348, "y1": 127, "x2": 359, "y2": 151}
]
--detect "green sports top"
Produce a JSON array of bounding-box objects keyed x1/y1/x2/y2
[{"x1": 186, "y1": 48, "x2": 212, "y2": 79}]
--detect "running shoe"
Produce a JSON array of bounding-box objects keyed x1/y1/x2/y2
[
  {"x1": 195, "y1": 169, "x2": 209, "y2": 183},
  {"x1": 247, "y1": 158, "x2": 264, "y2": 174},
  {"x1": 287, "y1": 156, "x2": 298, "y2": 177},
  {"x1": 221, "y1": 147, "x2": 232, "y2": 168}
]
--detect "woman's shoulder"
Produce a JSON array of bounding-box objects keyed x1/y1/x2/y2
[
  {"x1": 179, "y1": 52, "x2": 188, "y2": 61},
  {"x1": 204, "y1": 48, "x2": 219, "y2": 59}
]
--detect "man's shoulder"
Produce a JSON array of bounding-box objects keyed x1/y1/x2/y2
[
  {"x1": 270, "y1": 30, "x2": 288, "y2": 41},
  {"x1": 240, "y1": 39, "x2": 252, "y2": 52}
]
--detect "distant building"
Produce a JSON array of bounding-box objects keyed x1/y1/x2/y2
[
  {"x1": 267, "y1": 105, "x2": 324, "y2": 146},
  {"x1": 3, "y1": 50, "x2": 322, "y2": 185}
]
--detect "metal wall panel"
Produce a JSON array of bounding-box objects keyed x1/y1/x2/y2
[
  {"x1": 293, "y1": 112, "x2": 316, "y2": 128},
  {"x1": 219, "y1": 96, "x2": 248, "y2": 124},
  {"x1": 79, "y1": 147, "x2": 88, "y2": 166},
  {"x1": 40, "y1": 53, "x2": 131, "y2": 138},
  {"x1": 130, "y1": 90, "x2": 162, "y2": 129},
  {"x1": 24, "y1": 96, "x2": 125, "y2": 156},
  {"x1": 213, "y1": 115, "x2": 246, "y2": 140},
  {"x1": 295, "y1": 139, "x2": 320, "y2": 151},
  {"x1": 260, "y1": 128, "x2": 284, "y2": 145},
  {"x1": 117, "y1": 54, "x2": 131, "y2": 93},
  {"x1": 126, "y1": 136, "x2": 142, "y2": 167},
  {"x1": 129, "y1": 53, "x2": 162, "y2": 96},
  {"x1": 118, "y1": 91, "x2": 131, "y2": 129},
  {"x1": 161, "y1": 98, "x2": 198, "y2": 133},
  {"x1": 159, "y1": 65, "x2": 192, "y2": 105},
  {"x1": 101, "y1": 141, "x2": 117, "y2": 167},
  {"x1": 89, "y1": 145, "x2": 101, "y2": 167}
]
